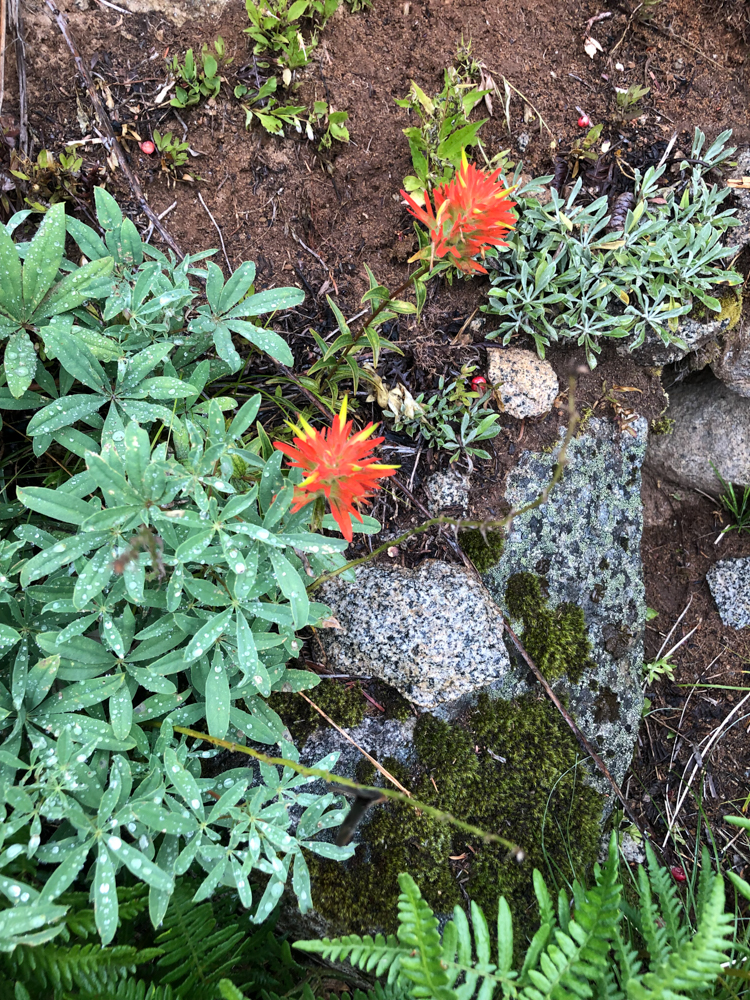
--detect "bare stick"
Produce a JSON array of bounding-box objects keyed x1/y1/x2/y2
[
  {"x1": 198, "y1": 190, "x2": 231, "y2": 273},
  {"x1": 298, "y1": 691, "x2": 411, "y2": 796},
  {"x1": 8, "y1": 0, "x2": 27, "y2": 153},
  {"x1": 0, "y1": 0, "x2": 7, "y2": 114},
  {"x1": 44, "y1": 0, "x2": 183, "y2": 257}
]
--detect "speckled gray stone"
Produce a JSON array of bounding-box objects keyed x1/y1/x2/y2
[
  {"x1": 318, "y1": 561, "x2": 515, "y2": 714},
  {"x1": 424, "y1": 468, "x2": 470, "y2": 514},
  {"x1": 707, "y1": 557, "x2": 750, "y2": 629},
  {"x1": 487, "y1": 347, "x2": 559, "y2": 418},
  {"x1": 483, "y1": 415, "x2": 648, "y2": 794},
  {"x1": 712, "y1": 315, "x2": 750, "y2": 398},
  {"x1": 645, "y1": 376, "x2": 750, "y2": 491},
  {"x1": 727, "y1": 150, "x2": 750, "y2": 253}
]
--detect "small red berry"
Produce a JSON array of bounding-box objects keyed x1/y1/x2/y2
[
  {"x1": 670, "y1": 866, "x2": 686, "y2": 882},
  {"x1": 577, "y1": 114, "x2": 591, "y2": 128},
  {"x1": 140, "y1": 140, "x2": 156, "y2": 155},
  {"x1": 471, "y1": 375, "x2": 488, "y2": 391}
]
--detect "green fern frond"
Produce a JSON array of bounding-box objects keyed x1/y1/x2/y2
[
  {"x1": 295, "y1": 931, "x2": 405, "y2": 984},
  {"x1": 7, "y1": 941, "x2": 161, "y2": 994},
  {"x1": 520, "y1": 832, "x2": 622, "y2": 1000},
  {"x1": 63, "y1": 980, "x2": 177, "y2": 1000},
  {"x1": 634, "y1": 863, "x2": 669, "y2": 968},
  {"x1": 694, "y1": 845, "x2": 715, "y2": 925},
  {"x1": 627, "y1": 874, "x2": 733, "y2": 1000},
  {"x1": 396, "y1": 872, "x2": 454, "y2": 1000},
  {"x1": 155, "y1": 887, "x2": 250, "y2": 998},
  {"x1": 643, "y1": 843, "x2": 688, "y2": 952}
]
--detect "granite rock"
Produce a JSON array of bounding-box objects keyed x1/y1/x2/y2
[
  {"x1": 424, "y1": 468, "x2": 470, "y2": 514},
  {"x1": 487, "y1": 347, "x2": 559, "y2": 418},
  {"x1": 726, "y1": 150, "x2": 750, "y2": 253},
  {"x1": 483, "y1": 415, "x2": 648, "y2": 793},
  {"x1": 707, "y1": 557, "x2": 750, "y2": 629},
  {"x1": 119, "y1": 0, "x2": 233, "y2": 24},
  {"x1": 711, "y1": 313, "x2": 750, "y2": 397},
  {"x1": 645, "y1": 376, "x2": 750, "y2": 492},
  {"x1": 318, "y1": 561, "x2": 516, "y2": 714}
]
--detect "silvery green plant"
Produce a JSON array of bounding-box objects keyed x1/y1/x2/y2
[
  {"x1": 483, "y1": 128, "x2": 742, "y2": 367},
  {"x1": 0, "y1": 195, "x2": 366, "y2": 948},
  {"x1": 391, "y1": 375, "x2": 501, "y2": 469}
]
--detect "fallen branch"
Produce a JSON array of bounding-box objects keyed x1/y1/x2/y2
[
  {"x1": 501, "y1": 617, "x2": 646, "y2": 836},
  {"x1": 299, "y1": 690, "x2": 411, "y2": 796},
  {"x1": 8, "y1": 0, "x2": 27, "y2": 153},
  {"x1": 44, "y1": 0, "x2": 183, "y2": 257}
]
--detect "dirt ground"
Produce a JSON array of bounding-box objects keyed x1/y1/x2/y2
[{"x1": 3, "y1": 0, "x2": 750, "y2": 874}]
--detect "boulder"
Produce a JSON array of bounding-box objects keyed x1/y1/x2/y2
[
  {"x1": 486, "y1": 347, "x2": 559, "y2": 418},
  {"x1": 317, "y1": 561, "x2": 517, "y2": 715},
  {"x1": 711, "y1": 319, "x2": 750, "y2": 398},
  {"x1": 482, "y1": 414, "x2": 648, "y2": 794},
  {"x1": 424, "y1": 468, "x2": 470, "y2": 515},
  {"x1": 294, "y1": 415, "x2": 648, "y2": 939},
  {"x1": 707, "y1": 557, "x2": 750, "y2": 629},
  {"x1": 645, "y1": 376, "x2": 750, "y2": 492}
]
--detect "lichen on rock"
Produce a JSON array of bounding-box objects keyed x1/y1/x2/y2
[{"x1": 483, "y1": 415, "x2": 647, "y2": 794}]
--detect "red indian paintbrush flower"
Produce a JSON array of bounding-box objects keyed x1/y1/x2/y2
[
  {"x1": 401, "y1": 153, "x2": 517, "y2": 274},
  {"x1": 273, "y1": 399, "x2": 397, "y2": 542}
]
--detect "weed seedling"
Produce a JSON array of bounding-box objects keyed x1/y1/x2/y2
[
  {"x1": 153, "y1": 129, "x2": 190, "y2": 179},
  {"x1": 171, "y1": 37, "x2": 230, "y2": 108},
  {"x1": 614, "y1": 83, "x2": 650, "y2": 121},
  {"x1": 712, "y1": 463, "x2": 750, "y2": 539}
]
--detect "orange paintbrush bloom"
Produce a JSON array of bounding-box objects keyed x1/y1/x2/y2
[
  {"x1": 401, "y1": 154, "x2": 517, "y2": 274},
  {"x1": 273, "y1": 399, "x2": 397, "y2": 542}
]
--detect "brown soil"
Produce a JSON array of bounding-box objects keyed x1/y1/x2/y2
[{"x1": 4, "y1": 0, "x2": 750, "y2": 874}]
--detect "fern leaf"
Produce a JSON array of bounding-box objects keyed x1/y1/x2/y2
[
  {"x1": 635, "y1": 863, "x2": 668, "y2": 969},
  {"x1": 155, "y1": 886, "x2": 249, "y2": 998},
  {"x1": 695, "y1": 845, "x2": 715, "y2": 925},
  {"x1": 396, "y1": 873, "x2": 455, "y2": 1000},
  {"x1": 521, "y1": 833, "x2": 622, "y2": 1000},
  {"x1": 644, "y1": 843, "x2": 687, "y2": 952},
  {"x1": 626, "y1": 874, "x2": 733, "y2": 1000},
  {"x1": 7, "y1": 940, "x2": 160, "y2": 994},
  {"x1": 62, "y1": 980, "x2": 177, "y2": 1000},
  {"x1": 295, "y1": 932, "x2": 405, "y2": 984}
]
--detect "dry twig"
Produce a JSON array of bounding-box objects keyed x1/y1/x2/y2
[
  {"x1": 8, "y1": 0, "x2": 27, "y2": 153},
  {"x1": 198, "y1": 190, "x2": 232, "y2": 273},
  {"x1": 298, "y1": 691, "x2": 411, "y2": 796}
]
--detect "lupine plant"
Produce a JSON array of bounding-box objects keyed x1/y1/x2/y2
[{"x1": 0, "y1": 191, "x2": 399, "y2": 948}]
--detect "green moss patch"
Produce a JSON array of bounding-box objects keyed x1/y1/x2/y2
[
  {"x1": 458, "y1": 528, "x2": 506, "y2": 572},
  {"x1": 308, "y1": 693, "x2": 603, "y2": 941},
  {"x1": 505, "y1": 572, "x2": 594, "y2": 683},
  {"x1": 269, "y1": 679, "x2": 367, "y2": 744}
]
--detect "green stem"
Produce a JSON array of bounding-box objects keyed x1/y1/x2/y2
[{"x1": 166, "y1": 724, "x2": 519, "y2": 849}]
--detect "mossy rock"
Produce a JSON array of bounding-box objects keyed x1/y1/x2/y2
[
  {"x1": 306, "y1": 693, "x2": 603, "y2": 944},
  {"x1": 458, "y1": 528, "x2": 505, "y2": 572},
  {"x1": 505, "y1": 572, "x2": 594, "y2": 683}
]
